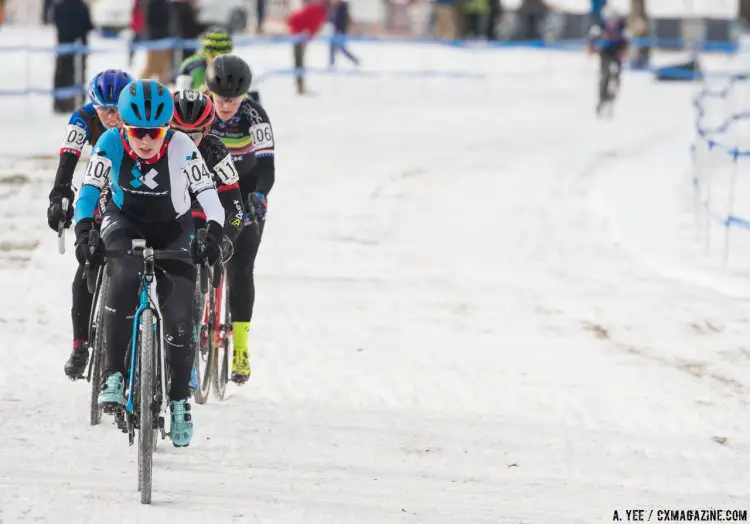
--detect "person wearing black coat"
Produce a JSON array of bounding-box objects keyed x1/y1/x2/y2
[
  {"x1": 486, "y1": 0, "x2": 502, "y2": 40},
  {"x1": 518, "y1": 0, "x2": 548, "y2": 40},
  {"x1": 141, "y1": 0, "x2": 173, "y2": 82},
  {"x1": 53, "y1": 0, "x2": 93, "y2": 114},
  {"x1": 169, "y1": 0, "x2": 202, "y2": 65}
]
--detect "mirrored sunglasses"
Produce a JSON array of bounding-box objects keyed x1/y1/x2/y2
[
  {"x1": 94, "y1": 104, "x2": 119, "y2": 115},
  {"x1": 124, "y1": 126, "x2": 168, "y2": 140}
]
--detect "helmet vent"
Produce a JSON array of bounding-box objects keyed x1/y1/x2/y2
[{"x1": 130, "y1": 103, "x2": 142, "y2": 120}]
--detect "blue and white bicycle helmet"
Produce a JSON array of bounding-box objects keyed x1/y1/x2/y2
[
  {"x1": 118, "y1": 79, "x2": 174, "y2": 127},
  {"x1": 87, "y1": 69, "x2": 134, "y2": 108}
]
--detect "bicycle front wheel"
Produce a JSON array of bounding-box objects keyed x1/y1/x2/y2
[
  {"x1": 89, "y1": 268, "x2": 109, "y2": 426},
  {"x1": 138, "y1": 309, "x2": 156, "y2": 505}
]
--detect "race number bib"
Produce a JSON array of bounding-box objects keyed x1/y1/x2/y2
[
  {"x1": 250, "y1": 123, "x2": 274, "y2": 150},
  {"x1": 213, "y1": 154, "x2": 239, "y2": 185},
  {"x1": 83, "y1": 154, "x2": 112, "y2": 189},
  {"x1": 61, "y1": 124, "x2": 87, "y2": 152},
  {"x1": 183, "y1": 158, "x2": 214, "y2": 193}
]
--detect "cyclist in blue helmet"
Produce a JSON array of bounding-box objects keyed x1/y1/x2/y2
[
  {"x1": 73, "y1": 79, "x2": 226, "y2": 447},
  {"x1": 49, "y1": 69, "x2": 134, "y2": 381}
]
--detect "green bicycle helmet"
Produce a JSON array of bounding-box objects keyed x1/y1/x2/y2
[{"x1": 201, "y1": 26, "x2": 233, "y2": 56}]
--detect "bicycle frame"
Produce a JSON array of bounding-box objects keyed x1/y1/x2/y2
[
  {"x1": 204, "y1": 269, "x2": 226, "y2": 349},
  {"x1": 124, "y1": 240, "x2": 168, "y2": 426}
]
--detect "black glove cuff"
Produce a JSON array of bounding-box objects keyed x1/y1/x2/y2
[
  {"x1": 49, "y1": 184, "x2": 74, "y2": 202},
  {"x1": 205, "y1": 220, "x2": 223, "y2": 241},
  {"x1": 74, "y1": 218, "x2": 93, "y2": 244}
]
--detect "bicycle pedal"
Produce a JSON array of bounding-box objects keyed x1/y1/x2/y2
[{"x1": 100, "y1": 403, "x2": 122, "y2": 415}]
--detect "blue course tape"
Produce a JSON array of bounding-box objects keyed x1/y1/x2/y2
[
  {"x1": 692, "y1": 70, "x2": 750, "y2": 230},
  {"x1": 0, "y1": 34, "x2": 740, "y2": 55}
]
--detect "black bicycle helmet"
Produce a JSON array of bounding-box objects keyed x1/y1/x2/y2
[
  {"x1": 172, "y1": 89, "x2": 215, "y2": 130},
  {"x1": 205, "y1": 54, "x2": 252, "y2": 98}
]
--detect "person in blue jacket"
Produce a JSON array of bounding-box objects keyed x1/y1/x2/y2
[{"x1": 329, "y1": 0, "x2": 359, "y2": 68}]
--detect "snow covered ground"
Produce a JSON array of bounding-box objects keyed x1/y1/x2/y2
[{"x1": 1, "y1": 26, "x2": 750, "y2": 523}]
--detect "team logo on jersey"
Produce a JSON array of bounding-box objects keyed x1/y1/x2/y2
[{"x1": 130, "y1": 165, "x2": 159, "y2": 189}]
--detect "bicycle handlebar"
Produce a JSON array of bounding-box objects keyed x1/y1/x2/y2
[
  {"x1": 83, "y1": 229, "x2": 222, "y2": 296},
  {"x1": 196, "y1": 229, "x2": 224, "y2": 294},
  {"x1": 57, "y1": 197, "x2": 69, "y2": 255},
  {"x1": 104, "y1": 248, "x2": 195, "y2": 261}
]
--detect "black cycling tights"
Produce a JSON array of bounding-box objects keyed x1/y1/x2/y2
[
  {"x1": 71, "y1": 263, "x2": 94, "y2": 342},
  {"x1": 101, "y1": 211, "x2": 197, "y2": 401},
  {"x1": 226, "y1": 219, "x2": 265, "y2": 323}
]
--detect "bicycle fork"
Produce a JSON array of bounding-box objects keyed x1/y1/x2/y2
[{"x1": 125, "y1": 269, "x2": 168, "y2": 436}]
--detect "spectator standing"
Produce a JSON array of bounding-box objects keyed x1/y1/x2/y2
[
  {"x1": 257, "y1": 0, "x2": 267, "y2": 34},
  {"x1": 169, "y1": 0, "x2": 201, "y2": 65},
  {"x1": 486, "y1": 0, "x2": 502, "y2": 40},
  {"x1": 129, "y1": 0, "x2": 145, "y2": 67},
  {"x1": 518, "y1": 0, "x2": 549, "y2": 40},
  {"x1": 141, "y1": 0, "x2": 172, "y2": 83},
  {"x1": 464, "y1": 0, "x2": 489, "y2": 38},
  {"x1": 288, "y1": 0, "x2": 327, "y2": 95},
  {"x1": 52, "y1": 0, "x2": 93, "y2": 114},
  {"x1": 329, "y1": 0, "x2": 359, "y2": 68},
  {"x1": 433, "y1": 0, "x2": 457, "y2": 40},
  {"x1": 43, "y1": 0, "x2": 53, "y2": 24}
]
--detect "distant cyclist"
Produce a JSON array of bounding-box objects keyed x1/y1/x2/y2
[
  {"x1": 175, "y1": 26, "x2": 262, "y2": 104},
  {"x1": 587, "y1": 6, "x2": 629, "y2": 116}
]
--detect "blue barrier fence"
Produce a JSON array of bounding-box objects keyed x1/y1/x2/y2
[
  {"x1": 0, "y1": 32, "x2": 740, "y2": 98},
  {"x1": 1, "y1": 33, "x2": 739, "y2": 56},
  {"x1": 691, "y1": 72, "x2": 750, "y2": 265}
]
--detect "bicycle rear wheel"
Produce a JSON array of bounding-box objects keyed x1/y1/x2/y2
[
  {"x1": 138, "y1": 309, "x2": 156, "y2": 505},
  {"x1": 89, "y1": 268, "x2": 109, "y2": 426},
  {"x1": 213, "y1": 273, "x2": 231, "y2": 400},
  {"x1": 192, "y1": 270, "x2": 212, "y2": 404}
]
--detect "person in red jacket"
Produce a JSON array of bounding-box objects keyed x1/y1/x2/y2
[
  {"x1": 128, "y1": 0, "x2": 145, "y2": 67},
  {"x1": 288, "y1": 0, "x2": 327, "y2": 95}
]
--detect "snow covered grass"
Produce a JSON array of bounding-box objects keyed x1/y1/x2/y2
[{"x1": 0, "y1": 26, "x2": 749, "y2": 522}]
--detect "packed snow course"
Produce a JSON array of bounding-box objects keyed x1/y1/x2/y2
[{"x1": 0, "y1": 26, "x2": 749, "y2": 524}]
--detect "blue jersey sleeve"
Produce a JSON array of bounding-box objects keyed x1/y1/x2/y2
[
  {"x1": 61, "y1": 104, "x2": 97, "y2": 156},
  {"x1": 68, "y1": 104, "x2": 96, "y2": 141},
  {"x1": 74, "y1": 128, "x2": 124, "y2": 222}
]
